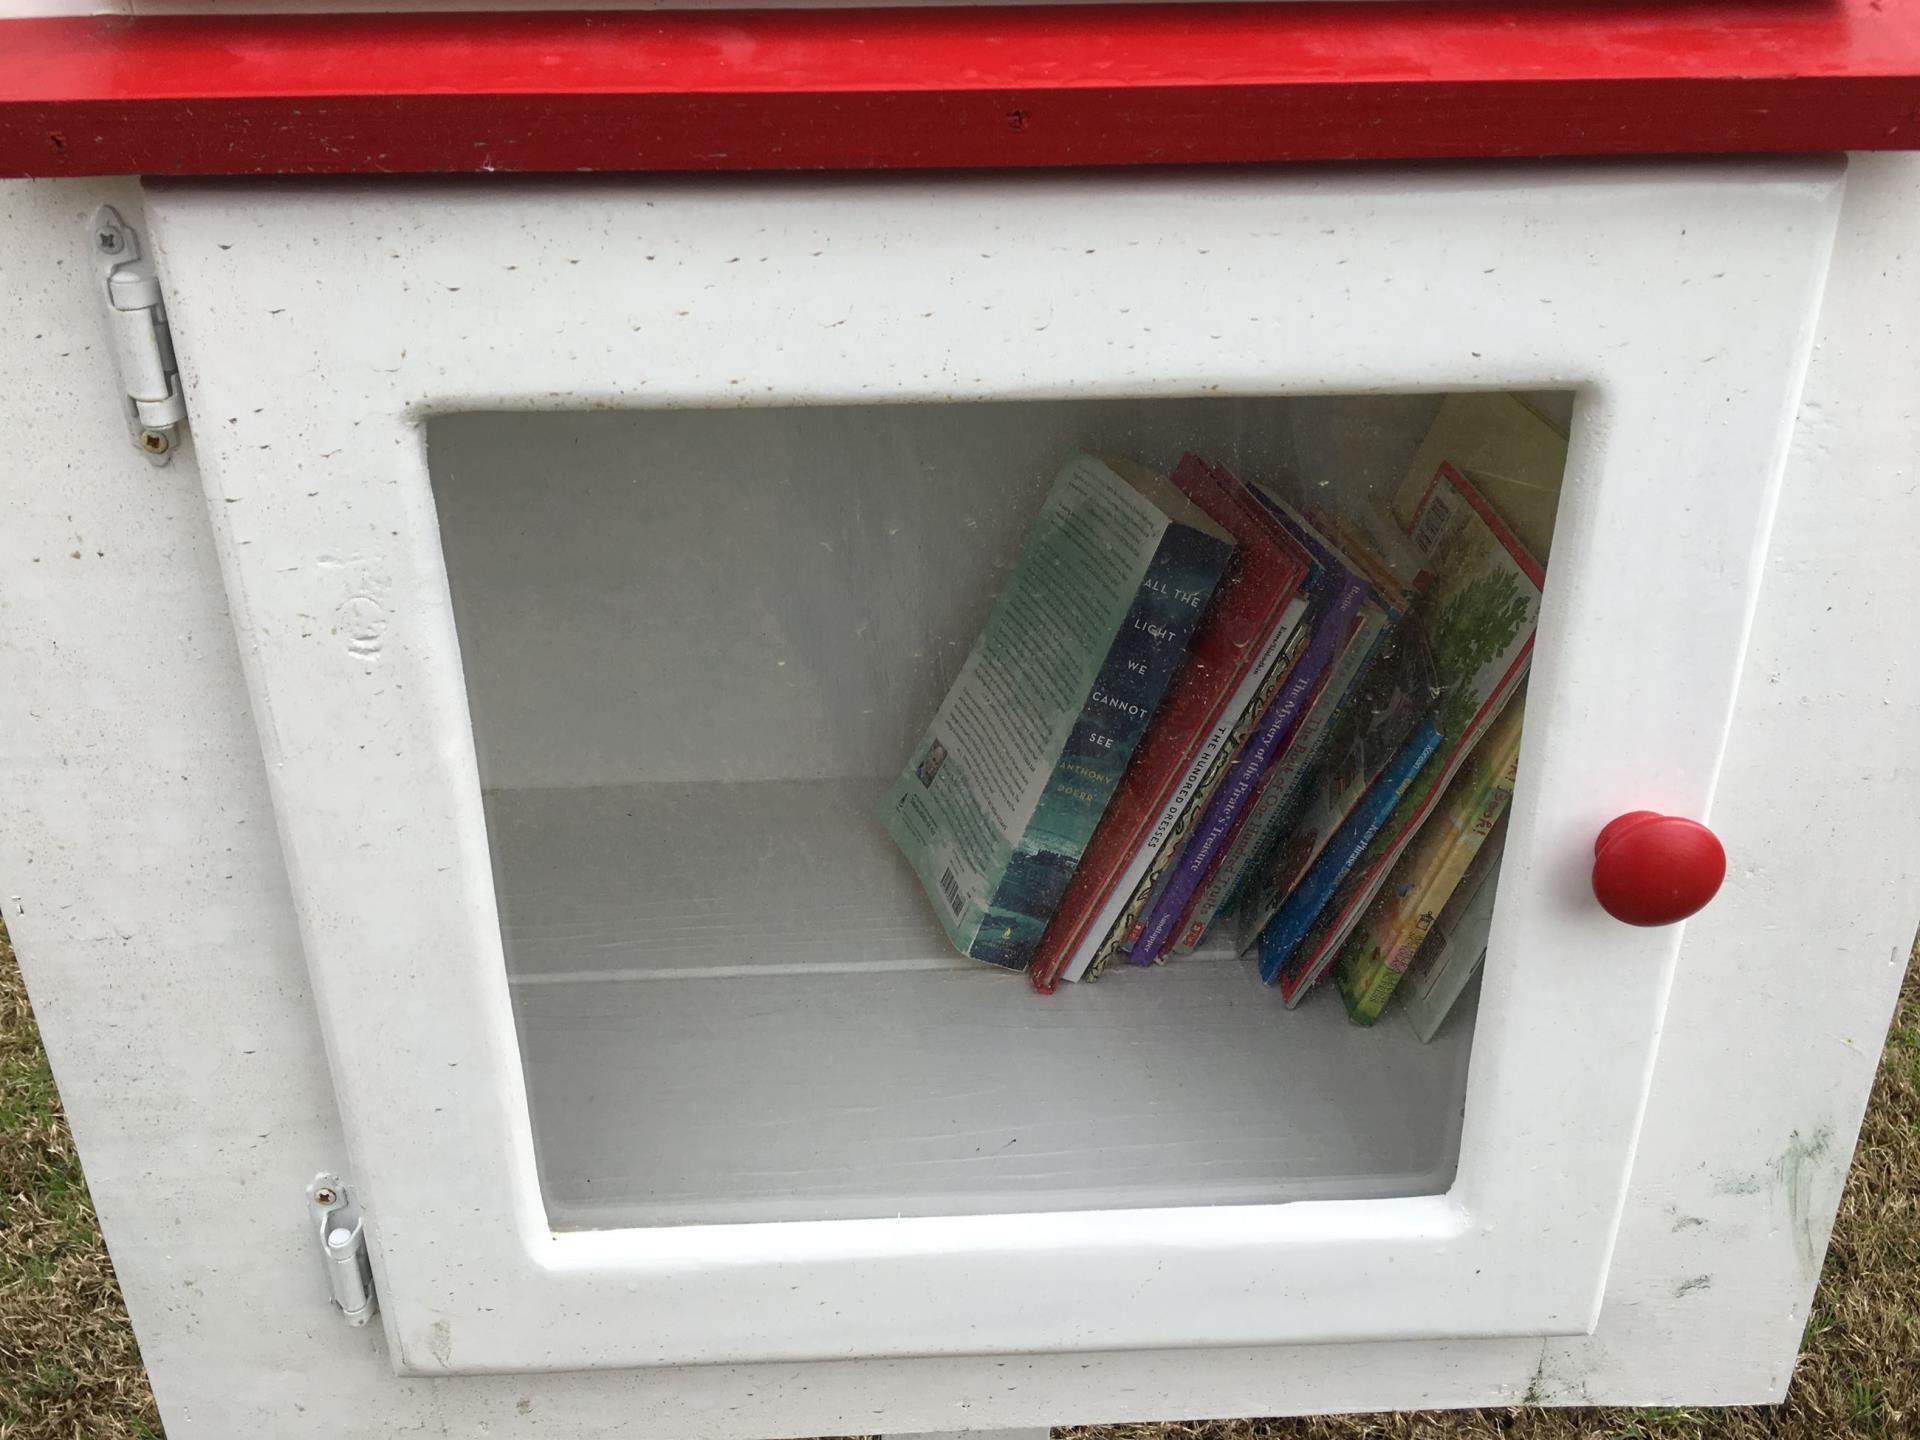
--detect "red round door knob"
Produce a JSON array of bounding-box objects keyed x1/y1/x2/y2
[{"x1": 1591, "y1": 811, "x2": 1727, "y2": 926}]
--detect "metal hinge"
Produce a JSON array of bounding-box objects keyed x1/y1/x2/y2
[
  {"x1": 308, "y1": 1173, "x2": 378, "y2": 1327},
  {"x1": 89, "y1": 205, "x2": 186, "y2": 465}
]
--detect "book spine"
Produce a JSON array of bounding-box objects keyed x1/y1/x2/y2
[
  {"x1": 1079, "y1": 645, "x2": 1296, "y2": 982},
  {"x1": 1336, "y1": 745, "x2": 1514, "y2": 1025},
  {"x1": 973, "y1": 521, "x2": 1233, "y2": 971},
  {"x1": 1390, "y1": 757, "x2": 1515, "y2": 971},
  {"x1": 1078, "y1": 685, "x2": 1257, "y2": 981},
  {"x1": 1257, "y1": 719, "x2": 1444, "y2": 987},
  {"x1": 1098, "y1": 666, "x2": 1267, "y2": 971},
  {"x1": 1401, "y1": 828, "x2": 1507, "y2": 1043},
  {"x1": 1048, "y1": 603, "x2": 1307, "y2": 985},
  {"x1": 1037, "y1": 593, "x2": 1307, "y2": 989},
  {"x1": 1275, "y1": 758, "x2": 1439, "y2": 1006},
  {"x1": 1337, "y1": 937, "x2": 1410, "y2": 1025},
  {"x1": 1172, "y1": 601, "x2": 1389, "y2": 953},
  {"x1": 1105, "y1": 619, "x2": 1309, "y2": 965},
  {"x1": 1130, "y1": 576, "x2": 1369, "y2": 963},
  {"x1": 1367, "y1": 703, "x2": 1524, "y2": 969},
  {"x1": 1278, "y1": 657, "x2": 1529, "y2": 1005},
  {"x1": 1305, "y1": 502, "x2": 1429, "y2": 606},
  {"x1": 1151, "y1": 664, "x2": 1332, "y2": 958}
]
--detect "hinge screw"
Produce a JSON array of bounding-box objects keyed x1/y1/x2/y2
[
  {"x1": 95, "y1": 228, "x2": 123, "y2": 254},
  {"x1": 313, "y1": 1186, "x2": 337, "y2": 1206},
  {"x1": 137, "y1": 430, "x2": 171, "y2": 456}
]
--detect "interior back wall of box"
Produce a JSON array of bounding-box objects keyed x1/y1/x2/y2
[{"x1": 428, "y1": 393, "x2": 1567, "y2": 788}]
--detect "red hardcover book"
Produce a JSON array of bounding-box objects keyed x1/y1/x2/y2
[{"x1": 1029, "y1": 454, "x2": 1312, "y2": 992}]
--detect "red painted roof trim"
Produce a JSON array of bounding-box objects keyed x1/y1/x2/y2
[{"x1": 5, "y1": 1, "x2": 1920, "y2": 177}]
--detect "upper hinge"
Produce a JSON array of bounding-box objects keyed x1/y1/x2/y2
[
  {"x1": 308, "y1": 1173, "x2": 378, "y2": 1327},
  {"x1": 89, "y1": 205, "x2": 186, "y2": 466}
]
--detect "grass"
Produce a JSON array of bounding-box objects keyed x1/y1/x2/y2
[
  {"x1": 1, "y1": 917, "x2": 1914, "y2": 1440},
  {"x1": 0, "y1": 919, "x2": 164, "y2": 1440}
]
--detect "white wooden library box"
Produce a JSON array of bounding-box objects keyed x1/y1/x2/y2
[{"x1": 2, "y1": 5, "x2": 1918, "y2": 1437}]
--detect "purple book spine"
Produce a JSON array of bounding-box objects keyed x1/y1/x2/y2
[{"x1": 1128, "y1": 575, "x2": 1369, "y2": 963}]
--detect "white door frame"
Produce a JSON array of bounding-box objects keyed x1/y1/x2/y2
[{"x1": 147, "y1": 162, "x2": 1841, "y2": 1374}]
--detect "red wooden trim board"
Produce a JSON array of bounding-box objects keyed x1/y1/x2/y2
[{"x1": 5, "y1": 1, "x2": 1920, "y2": 177}]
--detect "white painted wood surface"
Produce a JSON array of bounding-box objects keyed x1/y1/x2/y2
[
  {"x1": 515, "y1": 958, "x2": 1471, "y2": 1225},
  {"x1": 490, "y1": 779, "x2": 1474, "y2": 1227},
  {"x1": 1, "y1": 158, "x2": 1916, "y2": 1436},
  {"x1": 138, "y1": 164, "x2": 1841, "y2": 1373}
]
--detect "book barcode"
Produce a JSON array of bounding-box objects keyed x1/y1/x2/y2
[
  {"x1": 1409, "y1": 487, "x2": 1456, "y2": 553},
  {"x1": 939, "y1": 866, "x2": 966, "y2": 918}
]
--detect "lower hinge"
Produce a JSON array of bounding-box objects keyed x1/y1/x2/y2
[{"x1": 308, "y1": 1173, "x2": 377, "y2": 1327}]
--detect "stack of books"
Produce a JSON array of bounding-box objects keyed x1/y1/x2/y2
[{"x1": 881, "y1": 395, "x2": 1563, "y2": 1031}]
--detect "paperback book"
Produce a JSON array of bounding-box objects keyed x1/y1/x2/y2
[
  {"x1": 882, "y1": 452, "x2": 1234, "y2": 969},
  {"x1": 1334, "y1": 694, "x2": 1523, "y2": 1025},
  {"x1": 1401, "y1": 819, "x2": 1507, "y2": 1042}
]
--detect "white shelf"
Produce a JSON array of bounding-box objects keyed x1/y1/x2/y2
[{"x1": 487, "y1": 778, "x2": 1478, "y2": 1229}]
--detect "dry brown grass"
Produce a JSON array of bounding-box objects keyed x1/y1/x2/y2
[{"x1": 0, "y1": 919, "x2": 1914, "y2": 1440}]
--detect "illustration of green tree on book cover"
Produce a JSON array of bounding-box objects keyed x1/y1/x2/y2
[
  {"x1": 1364, "y1": 468, "x2": 1540, "y2": 872},
  {"x1": 1425, "y1": 524, "x2": 1533, "y2": 740}
]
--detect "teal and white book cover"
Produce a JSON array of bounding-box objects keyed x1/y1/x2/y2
[{"x1": 883, "y1": 452, "x2": 1233, "y2": 969}]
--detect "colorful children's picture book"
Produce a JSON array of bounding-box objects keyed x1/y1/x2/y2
[
  {"x1": 1264, "y1": 461, "x2": 1543, "y2": 1004},
  {"x1": 1334, "y1": 695, "x2": 1524, "y2": 1024},
  {"x1": 1233, "y1": 626, "x2": 1435, "y2": 956},
  {"x1": 1253, "y1": 718, "x2": 1445, "y2": 986},
  {"x1": 1400, "y1": 818, "x2": 1508, "y2": 1042}
]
